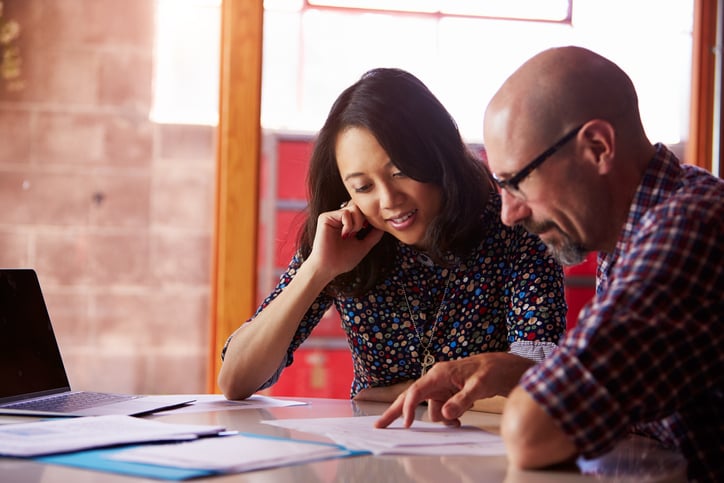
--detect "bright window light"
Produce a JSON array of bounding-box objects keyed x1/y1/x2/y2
[
  {"x1": 152, "y1": 0, "x2": 693, "y2": 147},
  {"x1": 306, "y1": 0, "x2": 571, "y2": 21},
  {"x1": 151, "y1": 0, "x2": 221, "y2": 125}
]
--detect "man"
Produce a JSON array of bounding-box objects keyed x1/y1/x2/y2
[{"x1": 376, "y1": 46, "x2": 723, "y2": 482}]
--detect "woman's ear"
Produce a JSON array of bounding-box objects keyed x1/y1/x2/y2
[{"x1": 580, "y1": 119, "x2": 615, "y2": 175}]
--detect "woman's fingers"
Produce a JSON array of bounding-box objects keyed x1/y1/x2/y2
[{"x1": 337, "y1": 201, "x2": 369, "y2": 238}]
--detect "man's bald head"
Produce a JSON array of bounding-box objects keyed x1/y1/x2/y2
[
  {"x1": 484, "y1": 46, "x2": 646, "y2": 158},
  {"x1": 483, "y1": 46, "x2": 657, "y2": 257}
]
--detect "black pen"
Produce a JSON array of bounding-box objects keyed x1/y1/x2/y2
[{"x1": 355, "y1": 224, "x2": 373, "y2": 240}]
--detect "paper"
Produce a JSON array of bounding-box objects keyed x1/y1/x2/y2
[
  {"x1": 0, "y1": 414, "x2": 43, "y2": 425},
  {"x1": 38, "y1": 448, "x2": 217, "y2": 481},
  {"x1": 0, "y1": 415, "x2": 225, "y2": 457},
  {"x1": 263, "y1": 415, "x2": 507, "y2": 455},
  {"x1": 160, "y1": 394, "x2": 308, "y2": 414},
  {"x1": 108, "y1": 433, "x2": 361, "y2": 473}
]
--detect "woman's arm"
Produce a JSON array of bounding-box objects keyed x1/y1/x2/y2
[
  {"x1": 505, "y1": 226, "x2": 567, "y2": 349},
  {"x1": 217, "y1": 259, "x2": 334, "y2": 400},
  {"x1": 353, "y1": 380, "x2": 414, "y2": 403},
  {"x1": 218, "y1": 208, "x2": 384, "y2": 401}
]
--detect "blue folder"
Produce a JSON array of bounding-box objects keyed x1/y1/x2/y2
[{"x1": 35, "y1": 432, "x2": 369, "y2": 480}]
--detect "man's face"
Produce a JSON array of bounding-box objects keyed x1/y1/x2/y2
[
  {"x1": 517, "y1": 215, "x2": 589, "y2": 266},
  {"x1": 485, "y1": 127, "x2": 591, "y2": 267}
]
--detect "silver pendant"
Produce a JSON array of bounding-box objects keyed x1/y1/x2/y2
[{"x1": 421, "y1": 351, "x2": 435, "y2": 376}]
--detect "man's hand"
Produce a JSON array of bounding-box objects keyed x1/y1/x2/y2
[
  {"x1": 375, "y1": 352, "x2": 535, "y2": 429},
  {"x1": 502, "y1": 386, "x2": 578, "y2": 468}
]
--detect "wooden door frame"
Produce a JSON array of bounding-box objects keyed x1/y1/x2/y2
[
  {"x1": 208, "y1": 0, "x2": 263, "y2": 392},
  {"x1": 687, "y1": 0, "x2": 721, "y2": 173}
]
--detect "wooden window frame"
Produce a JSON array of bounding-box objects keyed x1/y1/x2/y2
[
  {"x1": 208, "y1": 0, "x2": 722, "y2": 392},
  {"x1": 687, "y1": 0, "x2": 721, "y2": 173},
  {"x1": 207, "y1": 0, "x2": 263, "y2": 392}
]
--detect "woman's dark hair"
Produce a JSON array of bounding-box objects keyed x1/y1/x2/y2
[{"x1": 299, "y1": 68, "x2": 494, "y2": 295}]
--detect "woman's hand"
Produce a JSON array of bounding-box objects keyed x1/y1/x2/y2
[{"x1": 305, "y1": 200, "x2": 384, "y2": 280}]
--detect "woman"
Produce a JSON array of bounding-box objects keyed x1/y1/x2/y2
[{"x1": 218, "y1": 68, "x2": 566, "y2": 402}]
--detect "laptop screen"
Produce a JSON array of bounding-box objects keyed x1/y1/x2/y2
[{"x1": 0, "y1": 269, "x2": 71, "y2": 401}]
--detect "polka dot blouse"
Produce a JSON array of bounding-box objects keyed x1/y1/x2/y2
[{"x1": 238, "y1": 195, "x2": 567, "y2": 398}]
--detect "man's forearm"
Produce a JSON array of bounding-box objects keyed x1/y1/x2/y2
[{"x1": 501, "y1": 386, "x2": 577, "y2": 468}]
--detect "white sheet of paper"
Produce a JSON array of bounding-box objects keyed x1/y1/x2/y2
[
  {"x1": 159, "y1": 394, "x2": 308, "y2": 414},
  {"x1": 0, "y1": 415, "x2": 225, "y2": 457},
  {"x1": 109, "y1": 434, "x2": 351, "y2": 472},
  {"x1": 262, "y1": 415, "x2": 506, "y2": 455}
]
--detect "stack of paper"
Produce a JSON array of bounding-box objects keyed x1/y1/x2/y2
[
  {"x1": 11, "y1": 412, "x2": 505, "y2": 479},
  {"x1": 0, "y1": 415, "x2": 225, "y2": 457},
  {"x1": 158, "y1": 394, "x2": 308, "y2": 414},
  {"x1": 263, "y1": 415, "x2": 507, "y2": 455},
  {"x1": 108, "y1": 433, "x2": 363, "y2": 473}
]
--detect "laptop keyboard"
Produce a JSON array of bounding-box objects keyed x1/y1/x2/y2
[{"x1": 4, "y1": 391, "x2": 135, "y2": 411}]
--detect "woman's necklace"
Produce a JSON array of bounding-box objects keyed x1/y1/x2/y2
[{"x1": 401, "y1": 270, "x2": 453, "y2": 376}]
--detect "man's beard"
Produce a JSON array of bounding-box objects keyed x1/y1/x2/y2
[{"x1": 522, "y1": 220, "x2": 588, "y2": 266}]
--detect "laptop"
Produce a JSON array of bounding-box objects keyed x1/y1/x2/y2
[{"x1": 0, "y1": 268, "x2": 195, "y2": 417}]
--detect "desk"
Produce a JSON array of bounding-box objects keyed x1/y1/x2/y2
[{"x1": 0, "y1": 397, "x2": 686, "y2": 482}]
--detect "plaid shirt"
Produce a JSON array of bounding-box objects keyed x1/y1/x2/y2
[{"x1": 520, "y1": 144, "x2": 723, "y2": 482}]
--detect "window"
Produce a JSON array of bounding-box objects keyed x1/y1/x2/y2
[
  {"x1": 152, "y1": 0, "x2": 695, "y2": 147},
  {"x1": 306, "y1": 0, "x2": 572, "y2": 22},
  {"x1": 151, "y1": 0, "x2": 221, "y2": 125},
  {"x1": 262, "y1": 0, "x2": 693, "y2": 145}
]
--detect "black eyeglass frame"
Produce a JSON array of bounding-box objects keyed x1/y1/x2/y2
[{"x1": 492, "y1": 124, "x2": 584, "y2": 196}]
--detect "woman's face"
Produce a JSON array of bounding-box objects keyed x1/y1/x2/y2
[{"x1": 335, "y1": 126, "x2": 443, "y2": 251}]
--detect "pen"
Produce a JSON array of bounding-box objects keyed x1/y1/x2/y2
[{"x1": 355, "y1": 224, "x2": 373, "y2": 240}]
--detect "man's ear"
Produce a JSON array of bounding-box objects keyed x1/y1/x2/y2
[{"x1": 580, "y1": 119, "x2": 615, "y2": 175}]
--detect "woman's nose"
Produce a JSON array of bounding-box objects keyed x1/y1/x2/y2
[{"x1": 378, "y1": 184, "x2": 403, "y2": 209}]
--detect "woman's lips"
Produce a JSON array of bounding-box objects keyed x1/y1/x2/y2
[{"x1": 387, "y1": 209, "x2": 417, "y2": 229}]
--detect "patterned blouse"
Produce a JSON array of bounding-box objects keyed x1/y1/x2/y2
[
  {"x1": 520, "y1": 145, "x2": 724, "y2": 482},
  {"x1": 229, "y1": 194, "x2": 567, "y2": 398}
]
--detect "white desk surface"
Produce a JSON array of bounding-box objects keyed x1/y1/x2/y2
[{"x1": 0, "y1": 396, "x2": 687, "y2": 482}]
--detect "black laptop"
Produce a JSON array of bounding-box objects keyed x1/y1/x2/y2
[{"x1": 0, "y1": 269, "x2": 195, "y2": 417}]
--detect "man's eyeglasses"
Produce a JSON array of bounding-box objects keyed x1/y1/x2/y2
[{"x1": 492, "y1": 124, "x2": 584, "y2": 199}]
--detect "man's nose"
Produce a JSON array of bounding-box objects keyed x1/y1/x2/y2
[{"x1": 499, "y1": 190, "x2": 531, "y2": 227}]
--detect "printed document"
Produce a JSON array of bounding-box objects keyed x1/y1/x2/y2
[
  {"x1": 0, "y1": 415, "x2": 225, "y2": 457},
  {"x1": 263, "y1": 415, "x2": 507, "y2": 455},
  {"x1": 109, "y1": 433, "x2": 356, "y2": 473},
  {"x1": 161, "y1": 394, "x2": 307, "y2": 415}
]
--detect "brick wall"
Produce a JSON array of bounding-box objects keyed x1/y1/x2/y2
[{"x1": 0, "y1": 1, "x2": 214, "y2": 394}]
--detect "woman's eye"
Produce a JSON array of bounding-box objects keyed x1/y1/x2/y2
[
  {"x1": 392, "y1": 171, "x2": 407, "y2": 179},
  {"x1": 354, "y1": 184, "x2": 371, "y2": 193}
]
